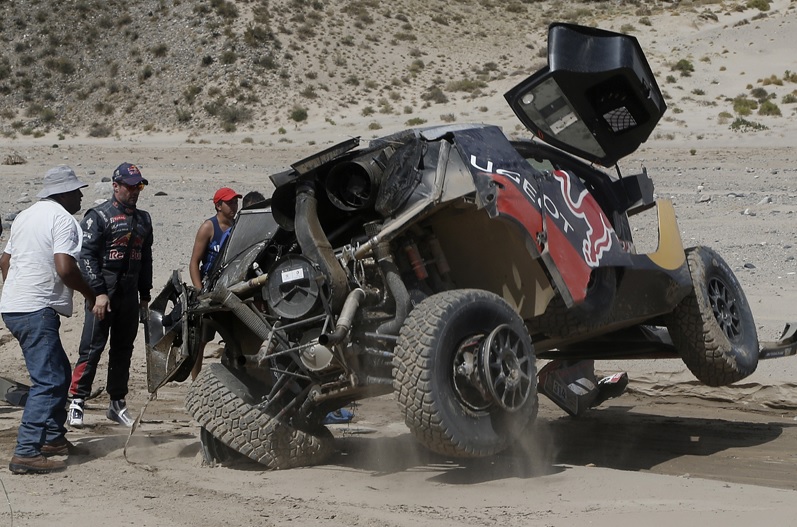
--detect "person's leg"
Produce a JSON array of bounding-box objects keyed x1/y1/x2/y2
[
  {"x1": 3, "y1": 309, "x2": 69, "y2": 457},
  {"x1": 106, "y1": 292, "x2": 139, "y2": 400},
  {"x1": 70, "y1": 301, "x2": 111, "y2": 399}
]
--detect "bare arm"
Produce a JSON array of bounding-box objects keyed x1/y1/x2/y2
[
  {"x1": 54, "y1": 253, "x2": 96, "y2": 309},
  {"x1": 0, "y1": 252, "x2": 9, "y2": 281},
  {"x1": 189, "y1": 220, "x2": 213, "y2": 289}
]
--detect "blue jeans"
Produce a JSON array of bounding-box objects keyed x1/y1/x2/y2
[{"x1": 2, "y1": 308, "x2": 70, "y2": 457}]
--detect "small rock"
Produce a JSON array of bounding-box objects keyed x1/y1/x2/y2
[
  {"x1": 16, "y1": 197, "x2": 31, "y2": 204},
  {"x1": 697, "y1": 195, "x2": 711, "y2": 203},
  {"x1": 743, "y1": 263, "x2": 756, "y2": 269},
  {"x1": 154, "y1": 191, "x2": 168, "y2": 196}
]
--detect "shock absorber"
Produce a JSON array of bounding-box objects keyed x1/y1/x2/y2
[{"x1": 403, "y1": 241, "x2": 428, "y2": 280}]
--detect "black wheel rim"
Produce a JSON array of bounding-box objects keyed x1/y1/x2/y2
[
  {"x1": 708, "y1": 276, "x2": 741, "y2": 341},
  {"x1": 452, "y1": 334, "x2": 492, "y2": 412},
  {"x1": 480, "y1": 324, "x2": 533, "y2": 412}
]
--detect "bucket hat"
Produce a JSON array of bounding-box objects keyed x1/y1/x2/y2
[{"x1": 36, "y1": 165, "x2": 88, "y2": 198}]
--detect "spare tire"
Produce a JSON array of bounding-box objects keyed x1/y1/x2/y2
[
  {"x1": 186, "y1": 363, "x2": 334, "y2": 469},
  {"x1": 666, "y1": 246, "x2": 759, "y2": 386}
]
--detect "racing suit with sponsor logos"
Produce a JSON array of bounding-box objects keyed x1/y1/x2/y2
[{"x1": 70, "y1": 197, "x2": 153, "y2": 401}]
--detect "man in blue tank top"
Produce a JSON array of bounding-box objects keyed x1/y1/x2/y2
[{"x1": 188, "y1": 187, "x2": 241, "y2": 379}]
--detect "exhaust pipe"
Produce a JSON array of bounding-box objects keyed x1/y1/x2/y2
[{"x1": 294, "y1": 181, "x2": 348, "y2": 313}]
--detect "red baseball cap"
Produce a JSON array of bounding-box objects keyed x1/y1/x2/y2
[{"x1": 213, "y1": 187, "x2": 242, "y2": 204}]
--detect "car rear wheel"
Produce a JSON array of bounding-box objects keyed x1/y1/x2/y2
[
  {"x1": 393, "y1": 289, "x2": 538, "y2": 458},
  {"x1": 186, "y1": 363, "x2": 335, "y2": 469},
  {"x1": 667, "y1": 246, "x2": 759, "y2": 386}
]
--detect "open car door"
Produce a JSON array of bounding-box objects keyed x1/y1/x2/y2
[
  {"x1": 505, "y1": 23, "x2": 666, "y2": 167},
  {"x1": 144, "y1": 271, "x2": 195, "y2": 392}
]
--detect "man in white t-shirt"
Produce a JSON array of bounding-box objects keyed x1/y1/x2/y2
[{"x1": 0, "y1": 166, "x2": 96, "y2": 475}]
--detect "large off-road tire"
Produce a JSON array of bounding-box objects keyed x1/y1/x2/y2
[
  {"x1": 186, "y1": 363, "x2": 334, "y2": 470},
  {"x1": 393, "y1": 289, "x2": 538, "y2": 458},
  {"x1": 667, "y1": 246, "x2": 759, "y2": 386},
  {"x1": 199, "y1": 426, "x2": 246, "y2": 465}
]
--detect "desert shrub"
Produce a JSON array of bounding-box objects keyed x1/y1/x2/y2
[
  {"x1": 361, "y1": 106, "x2": 375, "y2": 116},
  {"x1": 93, "y1": 102, "x2": 114, "y2": 115},
  {"x1": 368, "y1": 122, "x2": 382, "y2": 130},
  {"x1": 421, "y1": 87, "x2": 448, "y2": 104},
  {"x1": 40, "y1": 107, "x2": 57, "y2": 123},
  {"x1": 393, "y1": 32, "x2": 417, "y2": 41},
  {"x1": 220, "y1": 50, "x2": 237, "y2": 64},
  {"x1": 620, "y1": 24, "x2": 635, "y2": 33},
  {"x1": 761, "y1": 74, "x2": 782, "y2": 86},
  {"x1": 211, "y1": 0, "x2": 239, "y2": 19},
  {"x1": 244, "y1": 24, "x2": 274, "y2": 47},
  {"x1": 300, "y1": 86, "x2": 317, "y2": 99},
  {"x1": 220, "y1": 105, "x2": 252, "y2": 126},
  {"x1": 732, "y1": 96, "x2": 757, "y2": 115},
  {"x1": 254, "y1": 54, "x2": 278, "y2": 69},
  {"x1": 729, "y1": 117, "x2": 768, "y2": 132},
  {"x1": 44, "y1": 57, "x2": 75, "y2": 75},
  {"x1": 151, "y1": 43, "x2": 168, "y2": 57},
  {"x1": 377, "y1": 99, "x2": 393, "y2": 114},
  {"x1": 201, "y1": 55, "x2": 214, "y2": 66},
  {"x1": 746, "y1": 0, "x2": 770, "y2": 11},
  {"x1": 445, "y1": 78, "x2": 487, "y2": 92},
  {"x1": 672, "y1": 59, "x2": 694, "y2": 77},
  {"x1": 408, "y1": 59, "x2": 424, "y2": 74},
  {"x1": 88, "y1": 123, "x2": 113, "y2": 137},
  {"x1": 782, "y1": 93, "x2": 797, "y2": 104},
  {"x1": 440, "y1": 113, "x2": 456, "y2": 123},
  {"x1": 784, "y1": 70, "x2": 797, "y2": 83},
  {"x1": 750, "y1": 87, "x2": 769, "y2": 100},
  {"x1": 692, "y1": 88, "x2": 705, "y2": 96},
  {"x1": 758, "y1": 100, "x2": 781, "y2": 116},
  {"x1": 717, "y1": 111, "x2": 733, "y2": 124},
  {"x1": 639, "y1": 17, "x2": 652, "y2": 26},
  {"x1": 290, "y1": 105, "x2": 308, "y2": 122},
  {"x1": 176, "y1": 108, "x2": 192, "y2": 122},
  {"x1": 184, "y1": 85, "x2": 202, "y2": 105},
  {"x1": 405, "y1": 117, "x2": 426, "y2": 126},
  {"x1": 139, "y1": 65, "x2": 153, "y2": 82}
]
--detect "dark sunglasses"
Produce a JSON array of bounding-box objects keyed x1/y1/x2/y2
[{"x1": 121, "y1": 182, "x2": 145, "y2": 191}]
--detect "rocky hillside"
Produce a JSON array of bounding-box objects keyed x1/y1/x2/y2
[{"x1": 0, "y1": 0, "x2": 791, "y2": 139}]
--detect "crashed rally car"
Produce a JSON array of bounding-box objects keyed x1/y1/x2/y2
[{"x1": 145, "y1": 23, "x2": 797, "y2": 469}]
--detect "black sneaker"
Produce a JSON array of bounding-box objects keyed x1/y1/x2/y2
[{"x1": 107, "y1": 399, "x2": 135, "y2": 427}]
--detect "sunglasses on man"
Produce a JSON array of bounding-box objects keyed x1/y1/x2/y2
[{"x1": 120, "y1": 182, "x2": 145, "y2": 191}]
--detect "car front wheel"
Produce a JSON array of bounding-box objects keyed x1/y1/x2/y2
[
  {"x1": 393, "y1": 289, "x2": 538, "y2": 458},
  {"x1": 667, "y1": 246, "x2": 759, "y2": 386}
]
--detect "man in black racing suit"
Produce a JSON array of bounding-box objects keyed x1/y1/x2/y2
[{"x1": 68, "y1": 162, "x2": 153, "y2": 428}]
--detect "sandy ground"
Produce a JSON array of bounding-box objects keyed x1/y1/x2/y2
[
  {"x1": 3, "y1": 6, "x2": 797, "y2": 525},
  {"x1": 0, "y1": 135, "x2": 796, "y2": 527}
]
